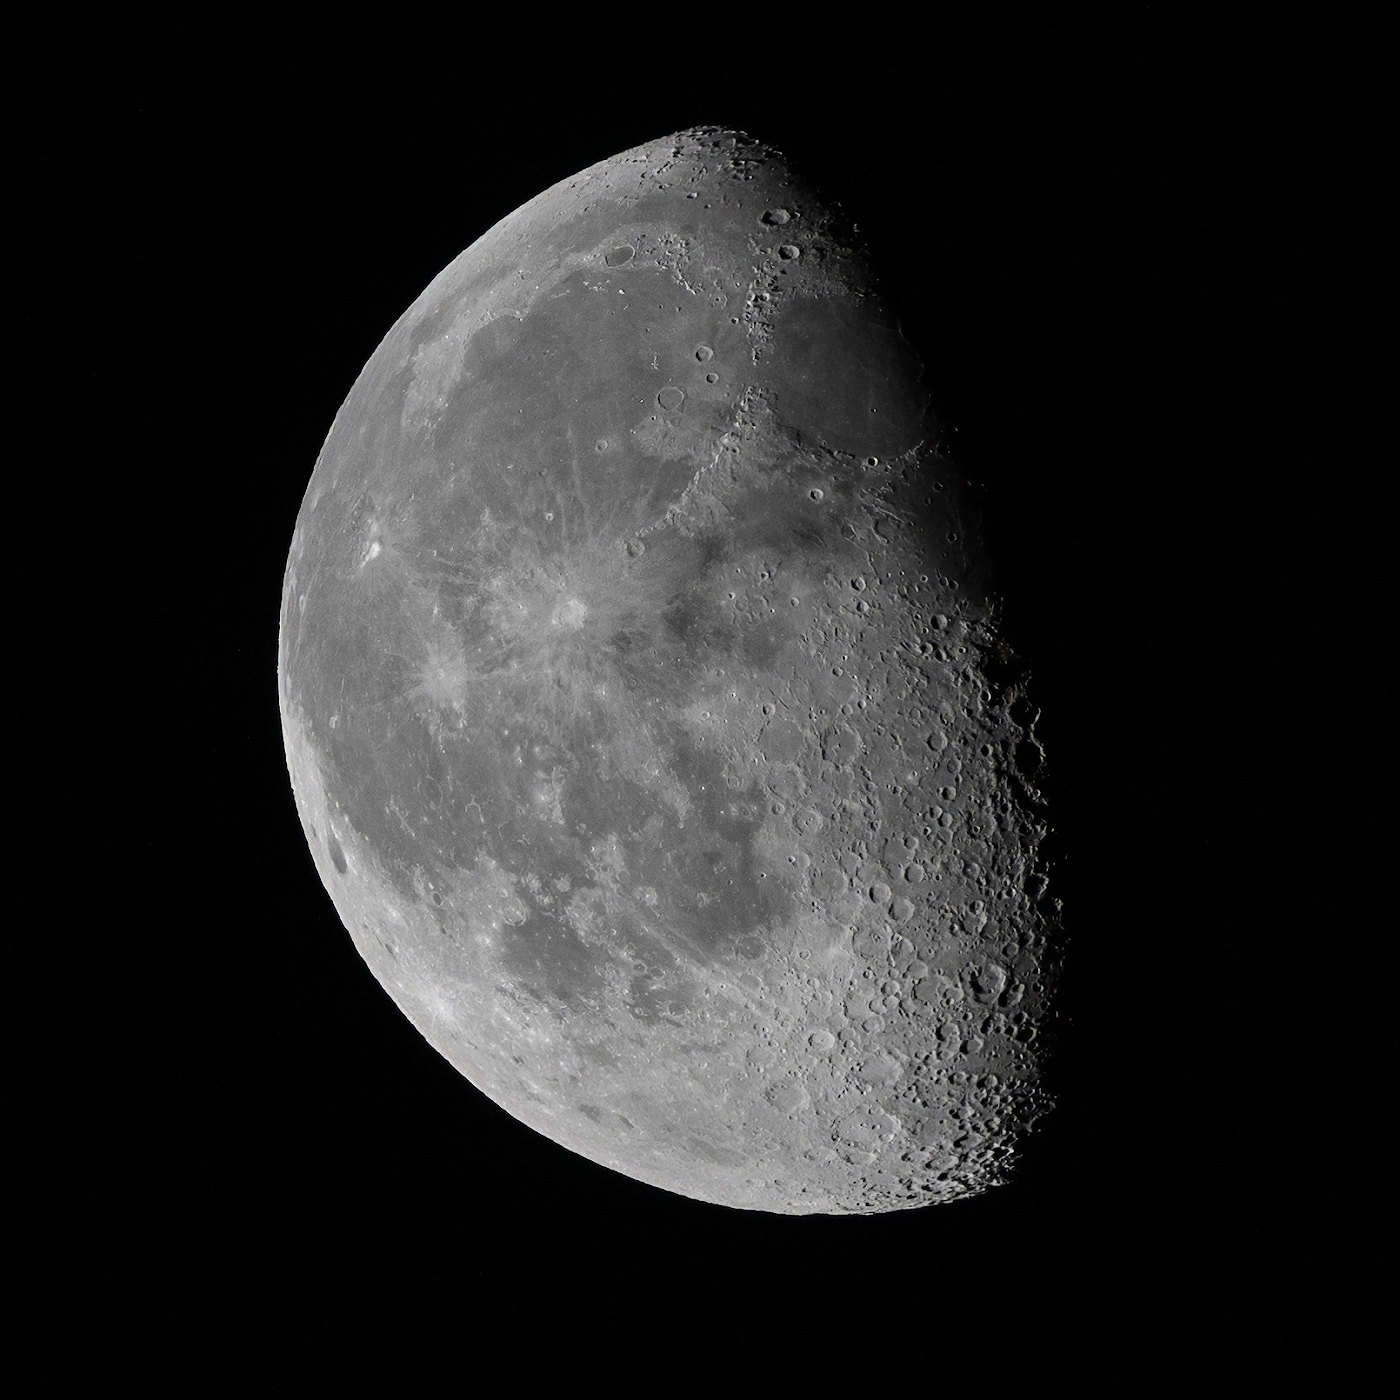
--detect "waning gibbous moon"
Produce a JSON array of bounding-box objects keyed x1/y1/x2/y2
[{"x1": 278, "y1": 127, "x2": 1059, "y2": 1213}]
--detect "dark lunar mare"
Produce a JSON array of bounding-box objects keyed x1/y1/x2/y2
[{"x1": 279, "y1": 127, "x2": 1058, "y2": 1213}]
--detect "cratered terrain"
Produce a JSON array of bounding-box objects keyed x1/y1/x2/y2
[{"x1": 278, "y1": 126, "x2": 1059, "y2": 1213}]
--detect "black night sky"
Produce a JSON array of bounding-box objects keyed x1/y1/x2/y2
[{"x1": 21, "y1": 9, "x2": 1360, "y2": 1374}]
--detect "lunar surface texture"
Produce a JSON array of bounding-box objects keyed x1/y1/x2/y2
[{"x1": 279, "y1": 127, "x2": 1059, "y2": 1213}]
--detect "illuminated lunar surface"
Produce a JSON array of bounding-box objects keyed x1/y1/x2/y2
[{"x1": 278, "y1": 127, "x2": 1058, "y2": 1213}]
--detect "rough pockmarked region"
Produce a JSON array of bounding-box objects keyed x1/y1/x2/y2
[{"x1": 279, "y1": 127, "x2": 1060, "y2": 1213}]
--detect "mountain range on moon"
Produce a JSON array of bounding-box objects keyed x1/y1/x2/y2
[{"x1": 278, "y1": 126, "x2": 1061, "y2": 1213}]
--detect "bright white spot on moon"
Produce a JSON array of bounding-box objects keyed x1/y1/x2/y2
[{"x1": 552, "y1": 598, "x2": 587, "y2": 629}]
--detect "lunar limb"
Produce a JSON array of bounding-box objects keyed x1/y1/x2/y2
[{"x1": 279, "y1": 127, "x2": 1058, "y2": 1213}]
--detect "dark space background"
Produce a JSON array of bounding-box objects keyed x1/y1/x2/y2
[{"x1": 21, "y1": 9, "x2": 1363, "y2": 1377}]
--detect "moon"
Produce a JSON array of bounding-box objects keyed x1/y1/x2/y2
[{"x1": 278, "y1": 126, "x2": 1057, "y2": 1213}]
